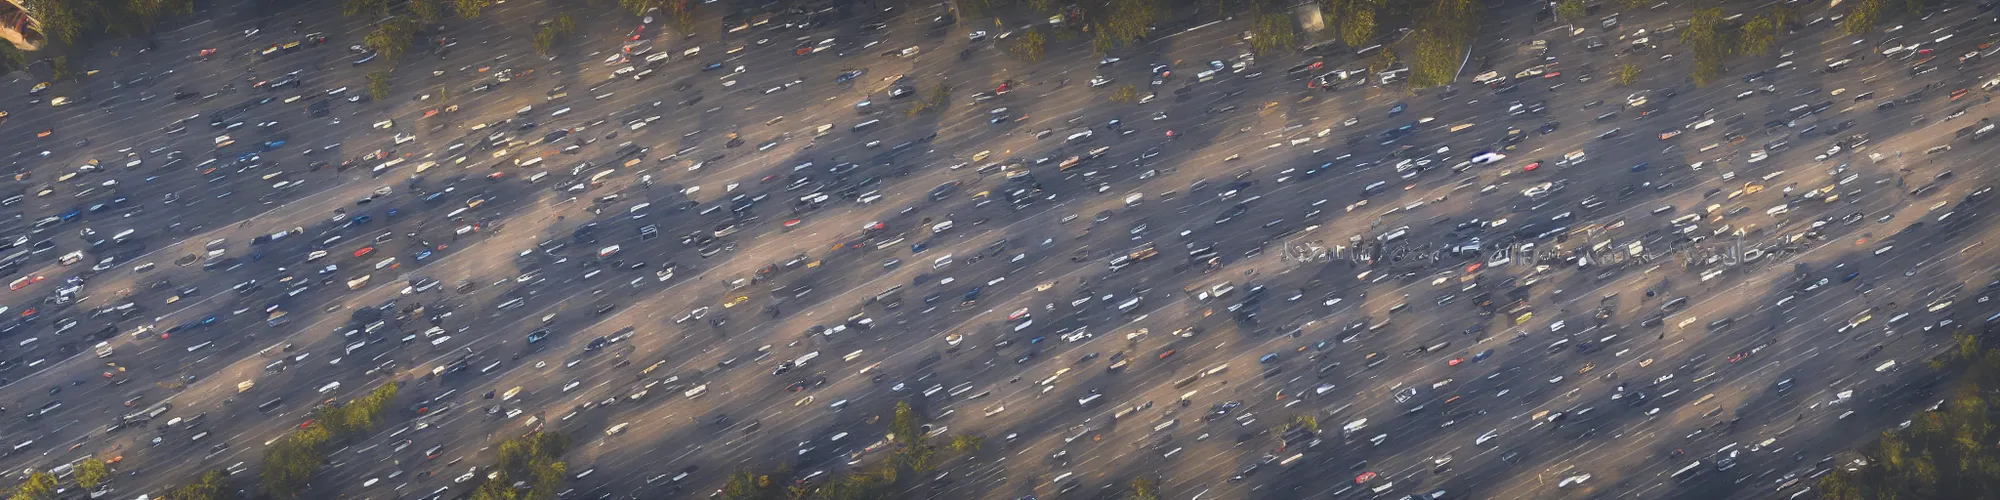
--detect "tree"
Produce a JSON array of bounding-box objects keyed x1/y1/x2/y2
[
  {"x1": 533, "y1": 28, "x2": 559, "y2": 55},
  {"x1": 1323, "y1": 0, "x2": 1379, "y2": 48},
  {"x1": 1291, "y1": 414, "x2": 1319, "y2": 432},
  {"x1": 1250, "y1": 13, "x2": 1298, "y2": 55},
  {"x1": 890, "y1": 401, "x2": 922, "y2": 444},
  {"x1": 1102, "y1": 0, "x2": 1160, "y2": 47},
  {"x1": 1843, "y1": 0, "x2": 1885, "y2": 35},
  {"x1": 721, "y1": 470, "x2": 779, "y2": 500},
  {"x1": 363, "y1": 18, "x2": 420, "y2": 63},
  {"x1": 1680, "y1": 7, "x2": 1728, "y2": 86},
  {"x1": 1739, "y1": 16, "x2": 1776, "y2": 55},
  {"x1": 1408, "y1": 0, "x2": 1483, "y2": 88},
  {"x1": 1109, "y1": 84, "x2": 1140, "y2": 103},
  {"x1": 1556, "y1": 0, "x2": 1585, "y2": 21},
  {"x1": 75, "y1": 457, "x2": 108, "y2": 490},
  {"x1": 166, "y1": 470, "x2": 233, "y2": 500},
  {"x1": 49, "y1": 56, "x2": 71, "y2": 81},
  {"x1": 555, "y1": 12, "x2": 577, "y2": 35},
  {"x1": 343, "y1": 0, "x2": 390, "y2": 17},
  {"x1": 1129, "y1": 476, "x2": 1160, "y2": 500},
  {"x1": 454, "y1": 0, "x2": 493, "y2": 18},
  {"x1": 948, "y1": 434, "x2": 984, "y2": 452},
  {"x1": 261, "y1": 431, "x2": 327, "y2": 499},
  {"x1": 9, "y1": 472, "x2": 55, "y2": 500},
  {"x1": 408, "y1": 0, "x2": 444, "y2": 23},
  {"x1": 617, "y1": 0, "x2": 659, "y2": 16},
  {"x1": 1616, "y1": 63, "x2": 1641, "y2": 86},
  {"x1": 367, "y1": 71, "x2": 393, "y2": 102},
  {"x1": 1012, "y1": 28, "x2": 1047, "y2": 62}
]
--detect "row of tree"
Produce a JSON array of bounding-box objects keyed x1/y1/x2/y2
[
  {"x1": 262, "y1": 382, "x2": 400, "y2": 499},
  {"x1": 469, "y1": 431, "x2": 570, "y2": 500},
  {"x1": 20, "y1": 0, "x2": 192, "y2": 46},
  {"x1": 719, "y1": 401, "x2": 986, "y2": 500},
  {"x1": 1819, "y1": 334, "x2": 2000, "y2": 499},
  {"x1": 1658, "y1": 3, "x2": 1800, "y2": 86},
  {"x1": 9, "y1": 457, "x2": 232, "y2": 499}
]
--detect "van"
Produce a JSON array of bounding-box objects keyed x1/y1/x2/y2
[{"x1": 683, "y1": 384, "x2": 708, "y2": 399}]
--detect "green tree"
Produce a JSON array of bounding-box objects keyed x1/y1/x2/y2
[
  {"x1": 469, "y1": 472, "x2": 519, "y2": 500},
  {"x1": 409, "y1": 0, "x2": 444, "y2": 23},
  {"x1": 1680, "y1": 7, "x2": 1728, "y2": 86},
  {"x1": 343, "y1": 0, "x2": 390, "y2": 17},
  {"x1": 367, "y1": 71, "x2": 393, "y2": 102},
  {"x1": 1556, "y1": 0, "x2": 1585, "y2": 21},
  {"x1": 555, "y1": 12, "x2": 577, "y2": 35},
  {"x1": 890, "y1": 401, "x2": 922, "y2": 444},
  {"x1": 1408, "y1": 0, "x2": 1482, "y2": 88},
  {"x1": 721, "y1": 470, "x2": 782, "y2": 500},
  {"x1": 1616, "y1": 0, "x2": 1646, "y2": 9},
  {"x1": 1368, "y1": 49, "x2": 1399, "y2": 72},
  {"x1": 1739, "y1": 15, "x2": 1776, "y2": 55},
  {"x1": 1250, "y1": 13, "x2": 1298, "y2": 55},
  {"x1": 49, "y1": 55, "x2": 71, "y2": 81},
  {"x1": 1109, "y1": 84, "x2": 1140, "y2": 103},
  {"x1": 533, "y1": 27, "x2": 559, "y2": 55},
  {"x1": 1616, "y1": 63, "x2": 1641, "y2": 86},
  {"x1": 1905, "y1": 0, "x2": 1927, "y2": 16},
  {"x1": 9, "y1": 472, "x2": 55, "y2": 500},
  {"x1": 454, "y1": 0, "x2": 493, "y2": 18},
  {"x1": 166, "y1": 470, "x2": 232, "y2": 500},
  {"x1": 1842, "y1": 0, "x2": 1885, "y2": 35},
  {"x1": 1011, "y1": 28, "x2": 1047, "y2": 62},
  {"x1": 261, "y1": 430, "x2": 327, "y2": 499},
  {"x1": 1323, "y1": 0, "x2": 1379, "y2": 48},
  {"x1": 948, "y1": 434, "x2": 984, "y2": 452},
  {"x1": 1029, "y1": 0, "x2": 1053, "y2": 13},
  {"x1": 1102, "y1": 0, "x2": 1160, "y2": 47},
  {"x1": 1130, "y1": 476, "x2": 1160, "y2": 500},
  {"x1": 1291, "y1": 414, "x2": 1319, "y2": 432},
  {"x1": 363, "y1": 18, "x2": 420, "y2": 63},
  {"x1": 74, "y1": 457, "x2": 108, "y2": 490}
]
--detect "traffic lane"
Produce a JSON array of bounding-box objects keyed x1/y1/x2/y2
[
  {"x1": 35, "y1": 3, "x2": 1200, "y2": 488},
  {"x1": 624, "y1": 175, "x2": 1488, "y2": 492},
  {"x1": 1354, "y1": 222, "x2": 2000, "y2": 498},
  {"x1": 1048, "y1": 163, "x2": 1984, "y2": 496},
  {"x1": 11, "y1": 191, "x2": 592, "y2": 476}
]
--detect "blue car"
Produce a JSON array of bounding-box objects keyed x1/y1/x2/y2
[{"x1": 348, "y1": 215, "x2": 372, "y2": 226}]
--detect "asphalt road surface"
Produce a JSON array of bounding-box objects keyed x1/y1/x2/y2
[{"x1": 0, "y1": 0, "x2": 1995, "y2": 499}]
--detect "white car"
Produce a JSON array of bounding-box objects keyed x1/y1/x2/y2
[{"x1": 1089, "y1": 76, "x2": 1112, "y2": 87}]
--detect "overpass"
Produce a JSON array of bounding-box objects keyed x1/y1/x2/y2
[{"x1": 0, "y1": 0, "x2": 42, "y2": 51}]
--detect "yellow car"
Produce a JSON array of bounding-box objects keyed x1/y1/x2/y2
[{"x1": 722, "y1": 295, "x2": 749, "y2": 308}]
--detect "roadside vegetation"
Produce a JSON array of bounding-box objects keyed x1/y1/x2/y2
[
  {"x1": 468, "y1": 431, "x2": 570, "y2": 500},
  {"x1": 1818, "y1": 335, "x2": 2000, "y2": 499},
  {"x1": 261, "y1": 382, "x2": 400, "y2": 498},
  {"x1": 719, "y1": 401, "x2": 984, "y2": 500}
]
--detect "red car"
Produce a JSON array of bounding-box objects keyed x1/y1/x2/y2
[
  {"x1": 1523, "y1": 161, "x2": 1541, "y2": 172},
  {"x1": 1356, "y1": 472, "x2": 1377, "y2": 484},
  {"x1": 1447, "y1": 357, "x2": 1465, "y2": 367},
  {"x1": 353, "y1": 246, "x2": 375, "y2": 258},
  {"x1": 9, "y1": 275, "x2": 43, "y2": 291}
]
